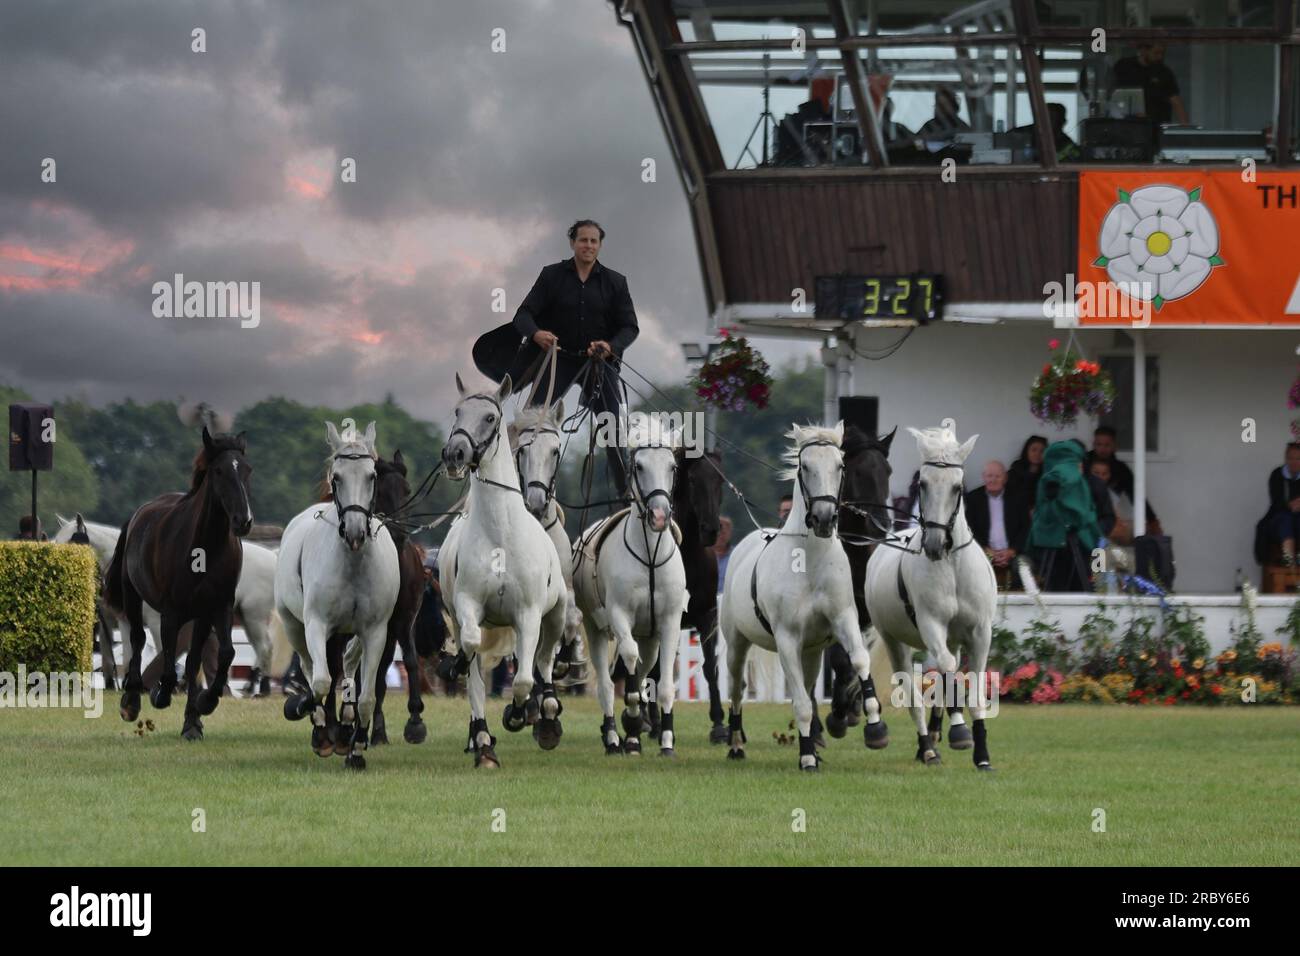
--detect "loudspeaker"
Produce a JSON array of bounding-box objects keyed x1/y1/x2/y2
[
  {"x1": 838, "y1": 396, "x2": 878, "y2": 438},
  {"x1": 9, "y1": 403, "x2": 54, "y2": 471}
]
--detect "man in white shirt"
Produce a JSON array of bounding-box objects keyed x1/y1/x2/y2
[{"x1": 964, "y1": 460, "x2": 1028, "y2": 579}]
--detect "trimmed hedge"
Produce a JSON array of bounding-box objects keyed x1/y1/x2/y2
[{"x1": 0, "y1": 541, "x2": 96, "y2": 674}]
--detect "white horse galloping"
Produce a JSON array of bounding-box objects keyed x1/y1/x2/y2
[
  {"x1": 718, "y1": 422, "x2": 885, "y2": 771},
  {"x1": 572, "y1": 415, "x2": 688, "y2": 756},
  {"x1": 438, "y1": 374, "x2": 568, "y2": 768},
  {"x1": 863, "y1": 425, "x2": 997, "y2": 770},
  {"x1": 275, "y1": 419, "x2": 400, "y2": 770}
]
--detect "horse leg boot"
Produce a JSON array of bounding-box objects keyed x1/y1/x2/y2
[
  {"x1": 620, "y1": 689, "x2": 643, "y2": 755},
  {"x1": 467, "y1": 656, "x2": 499, "y2": 768},
  {"x1": 724, "y1": 631, "x2": 750, "y2": 760},
  {"x1": 831, "y1": 612, "x2": 887, "y2": 748},
  {"x1": 945, "y1": 670, "x2": 973, "y2": 750}
]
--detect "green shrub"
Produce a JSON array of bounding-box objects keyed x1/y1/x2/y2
[{"x1": 0, "y1": 542, "x2": 96, "y2": 673}]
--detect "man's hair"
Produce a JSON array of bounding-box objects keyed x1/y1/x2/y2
[
  {"x1": 1091, "y1": 458, "x2": 1112, "y2": 475},
  {"x1": 779, "y1": 493, "x2": 793, "y2": 504},
  {"x1": 1287, "y1": 442, "x2": 1300, "y2": 455},
  {"x1": 1094, "y1": 425, "x2": 1117, "y2": 439},
  {"x1": 568, "y1": 219, "x2": 606, "y2": 242},
  {"x1": 936, "y1": 87, "x2": 959, "y2": 112}
]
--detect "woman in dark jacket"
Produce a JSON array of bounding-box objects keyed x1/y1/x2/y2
[
  {"x1": 1008, "y1": 435, "x2": 1048, "y2": 507},
  {"x1": 1263, "y1": 443, "x2": 1300, "y2": 565}
]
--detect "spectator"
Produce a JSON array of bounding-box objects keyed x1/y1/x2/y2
[
  {"x1": 1264, "y1": 443, "x2": 1300, "y2": 566},
  {"x1": 714, "y1": 516, "x2": 734, "y2": 595},
  {"x1": 1008, "y1": 435, "x2": 1048, "y2": 506},
  {"x1": 777, "y1": 494, "x2": 793, "y2": 525},
  {"x1": 16, "y1": 515, "x2": 46, "y2": 541},
  {"x1": 1070, "y1": 438, "x2": 1117, "y2": 539},
  {"x1": 1089, "y1": 458, "x2": 1161, "y2": 545},
  {"x1": 1028, "y1": 440, "x2": 1103, "y2": 591},
  {"x1": 965, "y1": 460, "x2": 1028, "y2": 580},
  {"x1": 1110, "y1": 42, "x2": 1188, "y2": 126},
  {"x1": 917, "y1": 88, "x2": 970, "y2": 143}
]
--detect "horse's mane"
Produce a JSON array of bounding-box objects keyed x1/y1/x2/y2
[
  {"x1": 840, "y1": 424, "x2": 875, "y2": 459},
  {"x1": 779, "y1": 423, "x2": 843, "y2": 481},
  {"x1": 188, "y1": 433, "x2": 246, "y2": 494},
  {"x1": 626, "y1": 414, "x2": 681, "y2": 451},
  {"x1": 507, "y1": 404, "x2": 561, "y2": 450},
  {"x1": 911, "y1": 425, "x2": 962, "y2": 465}
]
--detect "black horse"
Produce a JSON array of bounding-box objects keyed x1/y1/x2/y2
[
  {"x1": 104, "y1": 427, "x2": 253, "y2": 740},
  {"x1": 367, "y1": 451, "x2": 431, "y2": 745},
  {"x1": 824, "y1": 424, "x2": 895, "y2": 739}
]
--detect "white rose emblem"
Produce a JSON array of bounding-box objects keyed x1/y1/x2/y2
[{"x1": 1095, "y1": 184, "x2": 1225, "y2": 310}]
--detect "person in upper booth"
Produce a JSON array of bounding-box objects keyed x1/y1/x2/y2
[{"x1": 472, "y1": 219, "x2": 639, "y2": 496}]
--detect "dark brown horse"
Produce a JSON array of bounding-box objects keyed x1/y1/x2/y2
[
  {"x1": 104, "y1": 427, "x2": 253, "y2": 740},
  {"x1": 641, "y1": 446, "x2": 724, "y2": 742}
]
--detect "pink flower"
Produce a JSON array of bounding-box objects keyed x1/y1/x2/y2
[
  {"x1": 1011, "y1": 662, "x2": 1039, "y2": 681},
  {"x1": 1048, "y1": 339, "x2": 1060, "y2": 350},
  {"x1": 1031, "y1": 681, "x2": 1061, "y2": 703}
]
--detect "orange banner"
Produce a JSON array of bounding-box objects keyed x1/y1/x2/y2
[{"x1": 1076, "y1": 170, "x2": 1300, "y2": 326}]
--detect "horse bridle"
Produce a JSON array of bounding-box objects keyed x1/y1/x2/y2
[
  {"x1": 916, "y1": 459, "x2": 970, "y2": 556},
  {"x1": 514, "y1": 425, "x2": 561, "y2": 506},
  {"x1": 331, "y1": 452, "x2": 378, "y2": 539},
  {"x1": 627, "y1": 443, "x2": 677, "y2": 521},
  {"x1": 449, "y1": 394, "x2": 504, "y2": 470},
  {"x1": 798, "y1": 440, "x2": 845, "y2": 530}
]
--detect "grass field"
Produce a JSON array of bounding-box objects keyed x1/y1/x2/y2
[{"x1": 1, "y1": 695, "x2": 1297, "y2": 866}]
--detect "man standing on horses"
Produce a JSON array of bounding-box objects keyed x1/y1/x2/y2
[{"x1": 472, "y1": 219, "x2": 639, "y2": 496}]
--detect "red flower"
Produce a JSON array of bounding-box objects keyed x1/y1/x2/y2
[
  {"x1": 1162, "y1": 695, "x2": 1175, "y2": 706},
  {"x1": 1181, "y1": 690, "x2": 1191, "y2": 699},
  {"x1": 1049, "y1": 339, "x2": 1060, "y2": 350},
  {"x1": 1210, "y1": 684, "x2": 1222, "y2": 696}
]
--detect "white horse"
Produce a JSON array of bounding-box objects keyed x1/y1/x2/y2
[
  {"x1": 718, "y1": 422, "x2": 884, "y2": 771},
  {"x1": 55, "y1": 513, "x2": 280, "y2": 693},
  {"x1": 275, "y1": 419, "x2": 400, "y2": 770},
  {"x1": 438, "y1": 374, "x2": 568, "y2": 768},
  {"x1": 572, "y1": 415, "x2": 688, "y2": 757},
  {"x1": 863, "y1": 425, "x2": 996, "y2": 770},
  {"x1": 508, "y1": 401, "x2": 583, "y2": 657}
]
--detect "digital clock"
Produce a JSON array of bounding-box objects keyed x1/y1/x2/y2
[{"x1": 814, "y1": 274, "x2": 945, "y2": 324}]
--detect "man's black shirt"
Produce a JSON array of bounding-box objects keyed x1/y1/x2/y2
[
  {"x1": 1112, "y1": 56, "x2": 1180, "y2": 125},
  {"x1": 512, "y1": 257, "x2": 639, "y2": 356}
]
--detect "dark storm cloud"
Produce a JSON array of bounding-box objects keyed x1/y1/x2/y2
[{"x1": 0, "y1": 0, "x2": 800, "y2": 417}]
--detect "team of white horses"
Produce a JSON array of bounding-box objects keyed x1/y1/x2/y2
[{"x1": 61, "y1": 371, "x2": 998, "y2": 772}]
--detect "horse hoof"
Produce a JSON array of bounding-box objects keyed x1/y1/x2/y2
[
  {"x1": 708, "y1": 723, "x2": 729, "y2": 745},
  {"x1": 659, "y1": 747, "x2": 676, "y2": 759},
  {"x1": 283, "y1": 695, "x2": 313, "y2": 722},
  {"x1": 502, "y1": 704, "x2": 526, "y2": 733},
  {"x1": 370, "y1": 725, "x2": 389, "y2": 746},
  {"x1": 948, "y1": 725, "x2": 973, "y2": 750},
  {"x1": 605, "y1": 742, "x2": 624, "y2": 756},
  {"x1": 196, "y1": 691, "x2": 220, "y2": 717},
  {"x1": 622, "y1": 736, "x2": 642, "y2": 756},
  {"x1": 727, "y1": 748, "x2": 746, "y2": 761},
  {"x1": 845, "y1": 708, "x2": 861, "y2": 727},
  {"x1": 345, "y1": 753, "x2": 366, "y2": 771},
  {"x1": 181, "y1": 721, "x2": 203, "y2": 742},
  {"x1": 403, "y1": 717, "x2": 427, "y2": 745},
  {"x1": 800, "y1": 763, "x2": 820, "y2": 773},
  {"x1": 149, "y1": 685, "x2": 172, "y2": 710},
  {"x1": 475, "y1": 747, "x2": 501, "y2": 769},
  {"x1": 975, "y1": 762, "x2": 995, "y2": 772},
  {"x1": 119, "y1": 692, "x2": 140, "y2": 722},
  {"x1": 916, "y1": 749, "x2": 941, "y2": 766},
  {"x1": 826, "y1": 711, "x2": 847, "y2": 739},
  {"x1": 864, "y1": 720, "x2": 889, "y2": 750},
  {"x1": 311, "y1": 727, "x2": 334, "y2": 758},
  {"x1": 525, "y1": 697, "x2": 540, "y2": 726},
  {"x1": 535, "y1": 717, "x2": 563, "y2": 751}
]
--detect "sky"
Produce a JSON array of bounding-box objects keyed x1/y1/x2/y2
[{"x1": 0, "y1": 0, "x2": 817, "y2": 428}]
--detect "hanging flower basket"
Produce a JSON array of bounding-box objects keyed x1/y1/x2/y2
[
  {"x1": 690, "y1": 327, "x2": 773, "y2": 412},
  {"x1": 1286, "y1": 370, "x2": 1300, "y2": 441},
  {"x1": 1029, "y1": 339, "x2": 1117, "y2": 428}
]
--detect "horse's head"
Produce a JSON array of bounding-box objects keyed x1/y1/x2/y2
[
  {"x1": 842, "y1": 425, "x2": 895, "y2": 538},
  {"x1": 675, "y1": 448, "x2": 722, "y2": 546},
  {"x1": 509, "y1": 400, "x2": 564, "y2": 519},
  {"x1": 375, "y1": 449, "x2": 412, "y2": 545},
  {"x1": 627, "y1": 413, "x2": 679, "y2": 534},
  {"x1": 199, "y1": 427, "x2": 253, "y2": 537},
  {"x1": 785, "y1": 422, "x2": 845, "y2": 539},
  {"x1": 443, "y1": 373, "x2": 509, "y2": 480},
  {"x1": 325, "y1": 418, "x2": 378, "y2": 552},
  {"x1": 908, "y1": 425, "x2": 978, "y2": 561}
]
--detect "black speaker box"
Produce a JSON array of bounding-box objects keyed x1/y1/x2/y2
[
  {"x1": 9, "y1": 403, "x2": 54, "y2": 471},
  {"x1": 838, "y1": 396, "x2": 878, "y2": 437}
]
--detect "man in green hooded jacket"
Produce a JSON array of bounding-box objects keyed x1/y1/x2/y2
[{"x1": 1029, "y1": 441, "x2": 1102, "y2": 591}]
